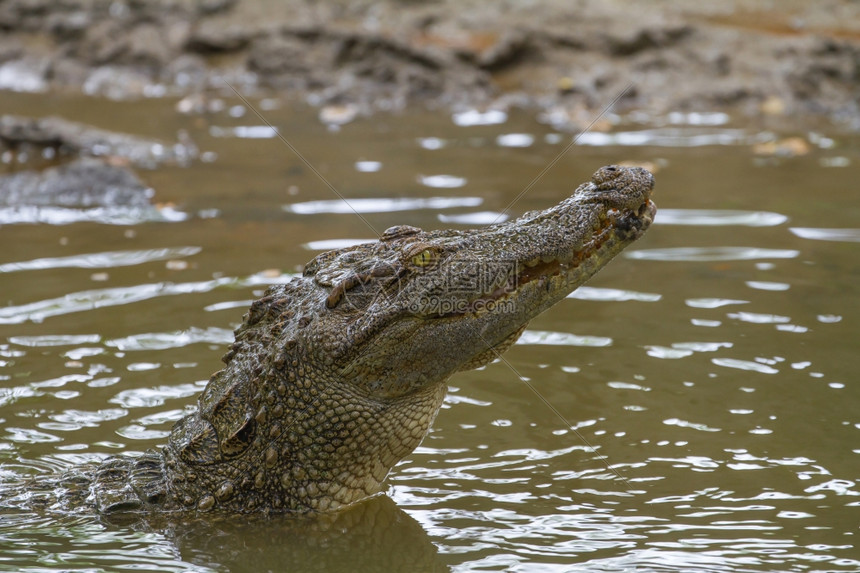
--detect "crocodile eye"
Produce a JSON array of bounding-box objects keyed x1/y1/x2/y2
[{"x1": 411, "y1": 249, "x2": 436, "y2": 267}]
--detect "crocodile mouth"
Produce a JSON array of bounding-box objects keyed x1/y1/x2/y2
[
  {"x1": 410, "y1": 196, "x2": 655, "y2": 320},
  {"x1": 477, "y1": 199, "x2": 657, "y2": 309}
]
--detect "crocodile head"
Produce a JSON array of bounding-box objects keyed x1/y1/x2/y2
[
  {"x1": 304, "y1": 164, "x2": 655, "y2": 397},
  {"x1": 162, "y1": 165, "x2": 655, "y2": 514}
]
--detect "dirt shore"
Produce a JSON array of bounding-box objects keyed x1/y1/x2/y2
[{"x1": 1, "y1": 0, "x2": 858, "y2": 129}]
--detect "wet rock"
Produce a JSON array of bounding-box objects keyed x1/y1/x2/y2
[
  {"x1": 0, "y1": 115, "x2": 198, "y2": 168},
  {"x1": 787, "y1": 37, "x2": 860, "y2": 103},
  {"x1": 126, "y1": 23, "x2": 175, "y2": 68},
  {"x1": 45, "y1": 10, "x2": 92, "y2": 41},
  {"x1": 0, "y1": 0, "x2": 53, "y2": 33},
  {"x1": 475, "y1": 29, "x2": 534, "y2": 71},
  {"x1": 0, "y1": 157, "x2": 153, "y2": 209},
  {"x1": 604, "y1": 24, "x2": 693, "y2": 56},
  {"x1": 77, "y1": 20, "x2": 133, "y2": 66},
  {"x1": 197, "y1": 0, "x2": 238, "y2": 16},
  {"x1": 186, "y1": 22, "x2": 253, "y2": 53},
  {"x1": 248, "y1": 34, "x2": 315, "y2": 76}
]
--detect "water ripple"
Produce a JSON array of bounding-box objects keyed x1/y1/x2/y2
[
  {"x1": 727, "y1": 311, "x2": 791, "y2": 324},
  {"x1": 354, "y1": 160, "x2": 382, "y2": 172},
  {"x1": 712, "y1": 358, "x2": 780, "y2": 374},
  {"x1": 283, "y1": 196, "x2": 482, "y2": 214},
  {"x1": 116, "y1": 424, "x2": 171, "y2": 440},
  {"x1": 745, "y1": 281, "x2": 790, "y2": 291},
  {"x1": 517, "y1": 330, "x2": 613, "y2": 347},
  {"x1": 657, "y1": 209, "x2": 788, "y2": 227},
  {"x1": 646, "y1": 342, "x2": 732, "y2": 359},
  {"x1": 662, "y1": 418, "x2": 722, "y2": 433},
  {"x1": 790, "y1": 227, "x2": 860, "y2": 242},
  {"x1": 0, "y1": 277, "x2": 242, "y2": 324},
  {"x1": 110, "y1": 382, "x2": 204, "y2": 409},
  {"x1": 576, "y1": 127, "x2": 768, "y2": 147},
  {"x1": 302, "y1": 238, "x2": 373, "y2": 250},
  {"x1": 0, "y1": 247, "x2": 201, "y2": 273},
  {"x1": 686, "y1": 298, "x2": 748, "y2": 309},
  {"x1": 417, "y1": 136, "x2": 446, "y2": 150},
  {"x1": 0, "y1": 205, "x2": 187, "y2": 225},
  {"x1": 4, "y1": 427, "x2": 62, "y2": 443},
  {"x1": 496, "y1": 133, "x2": 535, "y2": 148},
  {"x1": 646, "y1": 346, "x2": 694, "y2": 359},
  {"x1": 452, "y1": 109, "x2": 508, "y2": 126},
  {"x1": 437, "y1": 211, "x2": 509, "y2": 225},
  {"x1": 105, "y1": 327, "x2": 233, "y2": 351},
  {"x1": 569, "y1": 286, "x2": 661, "y2": 302},
  {"x1": 416, "y1": 174, "x2": 467, "y2": 189},
  {"x1": 209, "y1": 125, "x2": 277, "y2": 138},
  {"x1": 41, "y1": 408, "x2": 127, "y2": 432},
  {"x1": 627, "y1": 247, "x2": 799, "y2": 262},
  {"x1": 8, "y1": 334, "x2": 101, "y2": 347}
]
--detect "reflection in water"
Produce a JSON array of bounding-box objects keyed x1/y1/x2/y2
[
  {"x1": 0, "y1": 495, "x2": 446, "y2": 573},
  {"x1": 170, "y1": 496, "x2": 447, "y2": 573}
]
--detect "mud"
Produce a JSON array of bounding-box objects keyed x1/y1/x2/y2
[{"x1": 0, "y1": 0, "x2": 858, "y2": 129}]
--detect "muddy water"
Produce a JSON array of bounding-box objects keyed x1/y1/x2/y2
[{"x1": 1, "y1": 90, "x2": 859, "y2": 572}]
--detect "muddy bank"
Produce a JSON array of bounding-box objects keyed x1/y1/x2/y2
[{"x1": 0, "y1": 0, "x2": 858, "y2": 128}]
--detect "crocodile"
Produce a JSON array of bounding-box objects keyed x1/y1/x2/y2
[{"x1": 8, "y1": 165, "x2": 656, "y2": 515}]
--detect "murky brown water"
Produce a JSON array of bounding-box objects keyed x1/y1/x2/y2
[{"x1": 1, "y1": 90, "x2": 859, "y2": 572}]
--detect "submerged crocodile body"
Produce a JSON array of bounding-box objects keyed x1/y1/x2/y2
[{"x1": 12, "y1": 165, "x2": 656, "y2": 515}]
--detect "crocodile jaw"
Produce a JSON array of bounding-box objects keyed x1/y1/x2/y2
[{"x1": 333, "y1": 165, "x2": 656, "y2": 397}]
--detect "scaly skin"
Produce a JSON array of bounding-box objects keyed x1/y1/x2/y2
[{"x1": 79, "y1": 165, "x2": 656, "y2": 514}]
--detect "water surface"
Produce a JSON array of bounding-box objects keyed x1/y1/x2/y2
[{"x1": 1, "y1": 90, "x2": 858, "y2": 572}]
